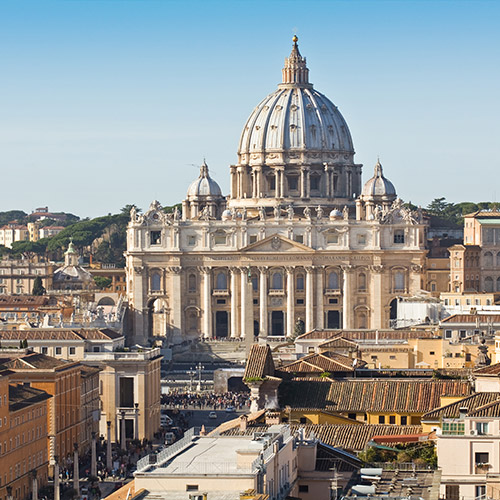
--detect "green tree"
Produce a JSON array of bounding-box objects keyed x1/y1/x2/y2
[
  {"x1": 426, "y1": 197, "x2": 451, "y2": 216},
  {"x1": 32, "y1": 276, "x2": 46, "y2": 296},
  {"x1": 11, "y1": 240, "x2": 46, "y2": 260},
  {"x1": 94, "y1": 276, "x2": 112, "y2": 290}
]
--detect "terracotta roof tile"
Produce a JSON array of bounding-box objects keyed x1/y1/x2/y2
[
  {"x1": 422, "y1": 392, "x2": 500, "y2": 420},
  {"x1": 220, "y1": 423, "x2": 423, "y2": 452},
  {"x1": 279, "y1": 379, "x2": 471, "y2": 413},
  {"x1": 467, "y1": 399, "x2": 500, "y2": 418},
  {"x1": 442, "y1": 314, "x2": 500, "y2": 324},
  {"x1": 244, "y1": 344, "x2": 275, "y2": 379},
  {"x1": 297, "y1": 329, "x2": 435, "y2": 341},
  {"x1": 474, "y1": 363, "x2": 500, "y2": 375},
  {"x1": 280, "y1": 352, "x2": 365, "y2": 374}
]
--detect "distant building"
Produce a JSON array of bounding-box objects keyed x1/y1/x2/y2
[
  {"x1": 0, "y1": 224, "x2": 29, "y2": 248},
  {"x1": 53, "y1": 241, "x2": 95, "y2": 292},
  {"x1": 0, "y1": 260, "x2": 53, "y2": 295}
]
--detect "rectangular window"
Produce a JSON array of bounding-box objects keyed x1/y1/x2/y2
[
  {"x1": 389, "y1": 415, "x2": 396, "y2": 424},
  {"x1": 216, "y1": 299, "x2": 226, "y2": 305},
  {"x1": 401, "y1": 416, "x2": 407, "y2": 425},
  {"x1": 187, "y1": 235, "x2": 196, "y2": 246},
  {"x1": 460, "y1": 330, "x2": 466, "y2": 338},
  {"x1": 326, "y1": 233, "x2": 339, "y2": 244},
  {"x1": 378, "y1": 415, "x2": 385, "y2": 424},
  {"x1": 249, "y1": 235, "x2": 257, "y2": 244},
  {"x1": 288, "y1": 176, "x2": 298, "y2": 191},
  {"x1": 214, "y1": 234, "x2": 227, "y2": 245},
  {"x1": 294, "y1": 235, "x2": 304, "y2": 244},
  {"x1": 41, "y1": 347, "x2": 48, "y2": 355},
  {"x1": 475, "y1": 452, "x2": 489, "y2": 465},
  {"x1": 357, "y1": 234, "x2": 366, "y2": 245},
  {"x1": 186, "y1": 485, "x2": 199, "y2": 492},
  {"x1": 445, "y1": 330, "x2": 452, "y2": 339},
  {"x1": 69, "y1": 347, "x2": 76, "y2": 356},
  {"x1": 119, "y1": 377, "x2": 134, "y2": 408},
  {"x1": 476, "y1": 422, "x2": 489, "y2": 435},
  {"x1": 150, "y1": 231, "x2": 161, "y2": 245},
  {"x1": 394, "y1": 230, "x2": 405, "y2": 244},
  {"x1": 298, "y1": 485, "x2": 309, "y2": 493},
  {"x1": 389, "y1": 355, "x2": 396, "y2": 360},
  {"x1": 296, "y1": 299, "x2": 304, "y2": 305},
  {"x1": 55, "y1": 347, "x2": 62, "y2": 355},
  {"x1": 310, "y1": 176, "x2": 319, "y2": 190}
]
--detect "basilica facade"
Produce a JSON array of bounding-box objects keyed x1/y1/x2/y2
[{"x1": 125, "y1": 37, "x2": 427, "y2": 347}]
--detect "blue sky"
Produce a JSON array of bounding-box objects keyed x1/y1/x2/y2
[{"x1": 1, "y1": 0, "x2": 499, "y2": 218}]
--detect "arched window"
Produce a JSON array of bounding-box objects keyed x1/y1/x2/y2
[
  {"x1": 328, "y1": 272, "x2": 339, "y2": 290},
  {"x1": 394, "y1": 271, "x2": 405, "y2": 291},
  {"x1": 271, "y1": 272, "x2": 283, "y2": 290},
  {"x1": 485, "y1": 276, "x2": 494, "y2": 292},
  {"x1": 497, "y1": 252, "x2": 500, "y2": 267},
  {"x1": 358, "y1": 272, "x2": 366, "y2": 291},
  {"x1": 296, "y1": 274, "x2": 304, "y2": 290},
  {"x1": 484, "y1": 252, "x2": 493, "y2": 267},
  {"x1": 151, "y1": 273, "x2": 161, "y2": 291},
  {"x1": 216, "y1": 272, "x2": 227, "y2": 290},
  {"x1": 188, "y1": 274, "x2": 196, "y2": 292},
  {"x1": 497, "y1": 277, "x2": 500, "y2": 292}
]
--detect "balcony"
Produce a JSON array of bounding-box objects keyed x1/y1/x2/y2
[
  {"x1": 325, "y1": 289, "x2": 341, "y2": 295},
  {"x1": 475, "y1": 464, "x2": 491, "y2": 475},
  {"x1": 212, "y1": 289, "x2": 230, "y2": 297},
  {"x1": 269, "y1": 289, "x2": 285, "y2": 296}
]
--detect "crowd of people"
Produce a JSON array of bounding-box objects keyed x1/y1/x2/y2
[{"x1": 161, "y1": 391, "x2": 250, "y2": 411}]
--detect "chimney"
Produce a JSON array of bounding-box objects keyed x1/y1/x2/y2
[
  {"x1": 459, "y1": 407, "x2": 468, "y2": 420},
  {"x1": 239, "y1": 414, "x2": 248, "y2": 432}
]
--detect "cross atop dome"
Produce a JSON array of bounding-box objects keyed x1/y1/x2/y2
[{"x1": 281, "y1": 35, "x2": 310, "y2": 86}]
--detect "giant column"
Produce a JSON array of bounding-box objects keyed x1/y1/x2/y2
[
  {"x1": 342, "y1": 265, "x2": 354, "y2": 329},
  {"x1": 370, "y1": 265, "x2": 384, "y2": 329},
  {"x1": 305, "y1": 267, "x2": 314, "y2": 332},
  {"x1": 169, "y1": 267, "x2": 183, "y2": 343},
  {"x1": 230, "y1": 268, "x2": 238, "y2": 338},
  {"x1": 240, "y1": 267, "x2": 249, "y2": 338},
  {"x1": 286, "y1": 267, "x2": 295, "y2": 337},
  {"x1": 315, "y1": 267, "x2": 324, "y2": 329},
  {"x1": 201, "y1": 268, "x2": 212, "y2": 338},
  {"x1": 259, "y1": 267, "x2": 268, "y2": 337}
]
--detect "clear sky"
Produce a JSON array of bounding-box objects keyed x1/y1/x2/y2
[{"x1": 1, "y1": 0, "x2": 499, "y2": 218}]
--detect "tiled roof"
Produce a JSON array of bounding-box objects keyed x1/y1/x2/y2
[
  {"x1": 297, "y1": 329, "x2": 435, "y2": 341},
  {"x1": 422, "y1": 392, "x2": 500, "y2": 420},
  {"x1": 9, "y1": 383, "x2": 51, "y2": 411},
  {"x1": 0, "y1": 295, "x2": 49, "y2": 306},
  {"x1": 468, "y1": 399, "x2": 500, "y2": 418},
  {"x1": 244, "y1": 344, "x2": 275, "y2": 379},
  {"x1": 0, "y1": 330, "x2": 82, "y2": 341},
  {"x1": 220, "y1": 423, "x2": 423, "y2": 452},
  {"x1": 441, "y1": 314, "x2": 500, "y2": 324},
  {"x1": 0, "y1": 328, "x2": 122, "y2": 341},
  {"x1": 474, "y1": 363, "x2": 500, "y2": 375},
  {"x1": 0, "y1": 352, "x2": 71, "y2": 370},
  {"x1": 318, "y1": 336, "x2": 358, "y2": 350},
  {"x1": 279, "y1": 379, "x2": 471, "y2": 413},
  {"x1": 280, "y1": 352, "x2": 365, "y2": 373}
]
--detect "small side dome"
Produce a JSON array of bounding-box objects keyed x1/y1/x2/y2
[
  {"x1": 329, "y1": 208, "x2": 342, "y2": 220},
  {"x1": 186, "y1": 161, "x2": 222, "y2": 199},
  {"x1": 221, "y1": 209, "x2": 232, "y2": 221},
  {"x1": 361, "y1": 160, "x2": 396, "y2": 200}
]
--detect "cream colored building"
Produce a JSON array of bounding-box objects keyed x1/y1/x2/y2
[
  {"x1": 126, "y1": 38, "x2": 427, "y2": 347},
  {"x1": 135, "y1": 424, "x2": 357, "y2": 500},
  {"x1": 0, "y1": 224, "x2": 29, "y2": 248},
  {"x1": 84, "y1": 346, "x2": 162, "y2": 443},
  {"x1": 0, "y1": 259, "x2": 53, "y2": 295}
]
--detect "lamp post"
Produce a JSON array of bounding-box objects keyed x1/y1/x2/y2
[
  {"x1": 106, "y1": 420, "x2": 112, "y2": 471},
  {"x1": 196, "y1": 362, "x2": 204, "y2": 392},
  {"x1": 187, "y1": 368, "x2": 195, "y2": 392}
]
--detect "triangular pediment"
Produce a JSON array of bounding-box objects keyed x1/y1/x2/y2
[{"x1": 242, "y1": 234, "x2": 314, "y2": 253}]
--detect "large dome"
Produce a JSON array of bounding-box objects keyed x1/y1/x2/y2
[
  {"x1": 238, "y1": 38, "x2": 354, "y2": 161},
  {"x1": 229, "y1": 37, "x2": 363, "y2": 210}
]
